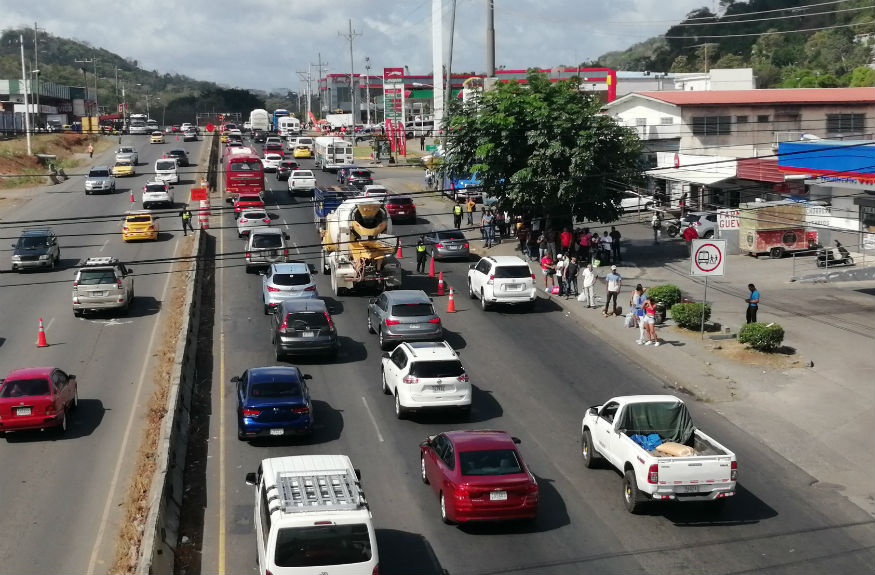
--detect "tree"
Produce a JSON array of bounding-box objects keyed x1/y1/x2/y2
[
  {"x1": 440, "y1": 72, "x2": 642, "y2": 223},
  {"x1": 670, "y1": 55, "x2": 694, "y2": 73},
  {"x1": 714, "y1": 53, "x2": 747, "y2": 68},
  {"x1": 849, "y1": 66, "x2": 875, "y2": 87}
]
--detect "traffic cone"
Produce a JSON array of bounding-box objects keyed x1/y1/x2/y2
[
  {"x1": 130, "y1": 189, "x2": 135, "y2": 203},
  {"x1": 446, "y1": 287, "x2": 456, "y2": 313},
  {"x1": 437, "y1": 271, "x2": 445, "y2": 296},
  {"x1": 175, "y1": 134, "x2": 179, "y2": 141},
  {"x1": 396, "y1": 241, "x2": 403, "y2": 258},
  {"x1": 428, "y1": 255, "x2": 436, "y2": 278},
  {"x1": 37, "y1": 318, "x2": 48, "y2": 348}
]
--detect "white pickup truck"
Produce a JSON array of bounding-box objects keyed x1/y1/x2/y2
[{"x1": 581, "y1": 395, "x2": 737, "y2": 513}]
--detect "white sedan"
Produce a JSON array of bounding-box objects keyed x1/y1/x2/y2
[
  {"x1": 619, "y1": 191, "x2": 654, "y2": 212},
  {"x1": 261, "y1": 153, "x2": 283, "y2": 172},
  {"x1": 288, "y1": 170, "x2": 316, "y2": 195}
]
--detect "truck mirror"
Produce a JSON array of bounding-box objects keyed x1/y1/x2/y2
[
  {"x1": 302, "y1": 374, "x2": 313, "y2": 380},
  {"x1": 354, "y1": 468, "x2": 362, "y2": 481},
  {"x1": 469, "y1": 264, "x2": 475, "y2": 269},
  {"x1": 245, "y1": 472, "x2": 257, "y2": 486},
  {"x1": 230, "y1": 376, "x2": 240, "y2": 383},
  {"x1": 381, "y1": 352, "x2": 390, "y2": 359}
]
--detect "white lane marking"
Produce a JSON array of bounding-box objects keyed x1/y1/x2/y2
[
  {"x1": 86, "y1": 237, "x2": 181, "y2": 574},
  {"x1": 292, "y1": 242, "x2": 301, "y2": 255},
  {"x1": 99, "y1": 238, "x2": 109, "y2": 252},
  {"x1": 361, "y1": 397, "x2": 385, "y2": 443},
  {"x1": 46, "y1": 317, "x2": 55, "y2": 331}
]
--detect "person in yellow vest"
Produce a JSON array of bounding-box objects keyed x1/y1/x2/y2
[
  {"x1": 466, "y1": 196, "x2": 476, "y2": 225},
  {"x1": 453, "y1": 201, "x2": 463, "y2": 229},
  {"x1": 416, "y1": 236, "x2": 428, "y2": 273},
  {"x1": 179, "y1": 206, "x2": 194, "y2": 236}
]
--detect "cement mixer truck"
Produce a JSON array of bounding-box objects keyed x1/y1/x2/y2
[{"x1": 320, "y1": 197, "x2": 402, "y2": 295}]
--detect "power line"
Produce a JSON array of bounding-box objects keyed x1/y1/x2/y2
[{"x1": 663, "y1": 21, "x2": 873, "y2": 39}]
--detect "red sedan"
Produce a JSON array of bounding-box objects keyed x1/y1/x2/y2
[
  {"x1": 419, "y1": 430, "x2": 539, "y2": 524},
  {"x1": 0, "y1": 367, "x2": 79, "y2": 435},
  {"x1": 232, "y1": 194, "x2": 265, "y2": 217},
  {"x1": 385, "y1": 195, "x2": 417, "y2": 224}
]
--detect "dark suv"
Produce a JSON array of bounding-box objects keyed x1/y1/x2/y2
[
  {"x1": 271, "y1": 299, "x2": 339, "y2": 360},
  {"x1": 11, "y1": 228, "x2": 61, "y2": 271},
  {"x1": 346, "y1": 169, "x2": 374, "y2": 190},
  {"x1": 276, "y1": 159, "x2": 299, "y2": 181}
]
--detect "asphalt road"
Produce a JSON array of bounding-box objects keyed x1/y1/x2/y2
[
  {"x1": 0, "y1": 134, "x2": 206, "y2": 575},
  {"x1": 202, "y1": 147, "x2": 875, "y2": 575}
]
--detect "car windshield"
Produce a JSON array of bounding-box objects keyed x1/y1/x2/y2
[
  {"x1": 293, "y1": 171, "x2": 313, "y2": 178},
  {"x1": 436, "y1": 230, "x2": 465, "y2": 241},
  {"x1": 351, "y1": 171, "x2": 371, "y2": 178},
  {"x1": 115, "y1": 161, "x2": 132, "y2": 167},
  {"x1": 156, "y1": 161, "x2": 176, "y2": 171},
  {"x1": 0, "y1": 378, "x2": 51, "y2": 398},
  {"x1": 391, "y1": 302, "x2": 434, "y2": 317},
  {"x1": 410, "y1": 360, "x2": 464, "y2": 378},
  {"x1": 77, "y1": 269, "x2": 119, "y2": 285},
  {"x1": 494, "y1": 265, "x2": 532, "y2": 279},
  {"x1": 242, "y1": 211, "x2": 267, "y2": 219},
  {"x1": 230, "y1": 160, "x2": 262, "y2": 171},
  {"x1": 683, "y1": 215, "x2": 701, "y2": 224},
  {"x1": 89, "y1": 170, "x2": 110, "y2": 178},
  {"x1": 389, "y1": 197, "x2": 412, "y2": 205},
  {"x1": 119, "y1": 148, "x2": 134, "y2": 153},
  {"x1": 252, "y1": 235, "x2": 282, "y2": 249},
  {"x1": 169, "y1": 150, "x2": 186, "y2": 157},
  {"x1": 126, "y1": 216, "x2": 152, "y2": 224},
  {"x1": 298, "y1": 138, "x2": 313, "y2": 145},
  {"x1": 286, "y1": 312, "x2": 329, "y2": 329},
  {"x1": 265, "y1": 154, "x2": 282, "y2": 160},
  {"x1": 248, "y1": 380, "x2": 301, "y2": 398},
  {"x1": 237, "y1": 196, "x2": 261, "y2": 203},
  {"x1": 274, "y1": 524, "x2": 372, "y2": 568},
  {"x1": 459, "y1": 449, "x2": 524, "y2": 476},
  {"x1": 16, "y1": 235, "x2": 50, "y2": 249},
  {"x1": 145, "y1": 184, "x2": 167, "y2": 192},
  {"x1": 272, "y1": 273, "x2": 311, "y2": 286},
  {"x1": 280, "y1": 162, "x2": 296, "y2": 169}
]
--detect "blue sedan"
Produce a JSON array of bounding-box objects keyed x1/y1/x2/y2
[{"x1": 234, "y1": 366, "x2": 314, "y2": 441}]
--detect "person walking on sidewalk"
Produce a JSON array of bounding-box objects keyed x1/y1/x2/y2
[
  {"x1": 603, "y1": 265, "x2": 622, "y2": 317},
  {"x1": 179, "y1": 206, "x2": 194, "y2": 236},
  {"x1": 527, "y1": 230, "x2": 539, "y2": 261},
  {"x1": 481, "y1": 208, "x2": 496, "y2": 248},
  {"x1": 517, "y1": 223, "x2": 529, "y2": 255},
  {"x1": 631, "y1": 284, "x2": 647, "y2": 344},
  {"x1": 643, "y1": 295, "x2": 660, "y2": 346},
  {"x1": 600, "y1": 231, "x2": 613, "y2": 265},
  {"x1": 560, "y1": 227, "x2": 573, "y2": 256},
  {"x1": 540, "y1": 253, "x2": 556, "y2": 289},
  {"x1": 415, "y1": 236, "x2": 427, "y2": 273},
  {"x1": 420, "y1": 135, "x2": 426, "y2": 151},
  {"x1": 579, "y1": 228, "x2": 591, "y2": 263},
  {"x1": 683, "y1": 224, "x2": 699, "y2": 256},
  {"x1": 610, "y1": 226, "x2": 622, "y2": 263},
  {"x1": 564, "y1": 256, "x2": 580, "y2": 299},
  {"x1": 745, "y1": 283, "x2": 760, "y2": 323},
  {"x1": 538, "y1": 232, "x2": 548, "y2": 260},
  {"x1": 453, "y1": 201, "x2": 463, "y2": 229},
  {"x1": 581, "y1": 263, "x2": 597, "y2": 308},
  {"x1": 554, "y1": 254, "x2": 566, "y2": 295},
  {"x1": 466, "y1": 196, "x2": 476, "y2": 225},
  {"x1": 88, "y1": 143, "x2": 94, "y2": 158}
]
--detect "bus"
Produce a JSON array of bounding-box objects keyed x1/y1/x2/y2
[
  {"x1": 272, "y1": 109, "x2": 290, "y2": 132},
  {"x1": 314, "y1": 137, "x2": 354, "y2": 172},
  {"x1": 224, "y1": 147, "x2": 264, "y2": 195},
  {"x1": 278, "y1": 116, "x2": 301, "y2": 138}
]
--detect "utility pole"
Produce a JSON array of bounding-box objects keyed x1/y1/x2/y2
[
  {"x1": 295, "y1": 69, "x2": 311, "y2": 122},
  {"x1": 33, "y1": 22, "x2": 41, "y2": 126},
  {"x1": 311, "y1": 53, "x2": 329, "y2": 119},
  {"x1": 20, "y1": 35, "x2": 31, "y2": 154},
  {"x1": 339, "y1": 19, "x2": 362, "y2": 129},
  {"x1": 445, "y1": 0, "x2": 457, "y2": 135},
  {"x1": 364, "y1": 57, "x2": 371, "y2": 125},
  {"x1": 486, "y1": 0, "x2": 495, "y2": 77}
]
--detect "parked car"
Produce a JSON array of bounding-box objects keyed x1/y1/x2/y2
[
  {"x1": 681, "y1": 211, "x2": 718, "y2": 239},
  {"x1": 72, "y1": 256, "x2": 134, "y2": 316},
  {"x1": 276, "y1": 159, "x2": 298, "y2": 181},
  {"x1": 0, "y1": 367, "x2": 79, "y2": 435},
  {"x1": 419, "y1": 430, "x2": 539, "y2": 524},
  {"x1": 367, "y1": 290, "x2": 443, "y2": 350},
  {"x1": 346, "y1": 169, "x2": 374, "y2": 190},
  {"x1": 261, "y1": 261, "x2": 318, "y2": 314},
  {"x1": 115, "y1": 146, "x2": 139, "y2": 165},
  {"x1": 385, "y1": 195, "x2": 417, "y2": 224},
  {"x1": 381, "y1": 341, "x2": 471, "y2": 419},
  {"x1": 122, "y1": 211, "x2": 159, "y2": 242},
  {"x1": 271, "y1": 298, "x2": 339, "y2": 360},
  {"x1": 261, "y1": 153, "x2": 282, "y2": 172},
  {"x1": 142, "y1": 180, "x2": 174, "y2": 209},
  {"x1": 619, "y1": 191, "x2": 654, "y2": 212},
  {"x1": 84, "y1": 166, "x2": 116, "y2": 195},
  {"x1": 424, "y1": 229, "x2": 469, "y2": 260},
  {"x1": 467, "y1": 255, "x2": 536, "y2": 311},
  {"x1": 236, "y1": 209, "x2": 271, "y2": 238},
  {"x1": 165, "y1": 148, "x2": 190, "y2": 167},
  {"x1": 244, "y1": 227, "x2": 290, "y2": 272},
  {"x1": 150, "y1": 131, "x2": 165, "y2": 144},
  {"x1": 234, "y1": 366, "x2": 313, "y2": 440},
  {"x1": 10, "y1": 228, "x2": 60, "y2": 272},
  {"x1": 288, "y1": 170, "x2": 316, "y2": 195}
]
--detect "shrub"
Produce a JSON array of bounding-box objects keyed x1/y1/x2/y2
[
  {"x1": 670, "y1": 302, "x2": 711, "y2": 329},
  {"x1": 738, "y1": 322, "x2": 785, "y2": 352},
  {"x1": 647, "y1": 284, "x2": 682, "y2": 308}
]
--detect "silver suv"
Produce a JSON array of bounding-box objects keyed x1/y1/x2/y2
[
  {"x1": 245, "y1": 227, "x2": 290, "y2": 273},
  {"x1": 84, "y1": 166, "x2": 116, "y2": 194},
  {"x1": 115, "y1": 146, "x2": 139, "y2": 165},
  {"x1": 367, "y1": 290, "x2": 442, "y2": 350},
  {"x1": 72, "y1": 257, "x2": 134, "y2": 316}
]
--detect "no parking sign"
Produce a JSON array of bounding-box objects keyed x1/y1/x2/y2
[{"x1": 691, "y1": 239, "x2": 726, "y2": 277}]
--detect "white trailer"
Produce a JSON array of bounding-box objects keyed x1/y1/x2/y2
[
  {"x1": 248, "y1": 109, "x2": 270, "y2": 132},
  {"x1": 278, "y1": 116, "x2": 301, "y2": 137},
  {"x1": 314, "y1": 136, "x2": 354, "y2": 171}
]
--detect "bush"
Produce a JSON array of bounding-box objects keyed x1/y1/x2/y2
[
  {"x1": 738, "y1": 322, "x2": 785, "y2": 352},
  {"x1": 670, "y1": 303, "x2": 711, "y2": 330},
  {"x1": 647, "y1": 284, "x2": 682, "y2": 308}
]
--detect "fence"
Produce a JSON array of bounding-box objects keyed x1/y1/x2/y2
[{"x1": 790, "y1": 241, "x2": 874, "y2": 282}]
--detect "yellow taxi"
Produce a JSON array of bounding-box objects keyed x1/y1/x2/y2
[
  {"x1": 122, "y1": 211, "x2": 159, "y2": 242},
  {"x1": 293, "y1": 145, "x2": 311, "y2": 159},
  {"x1": 150, "y1": 131, "x2": 165, "y2": 144},
  {"x1": 112, "y1": 159, "x2": 136, "y2": 177}
]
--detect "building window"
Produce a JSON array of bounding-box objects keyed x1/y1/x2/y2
[
  {"x1": 635, "y1": 118, "x2": 647, "y2": 126},
  {"x1": 660, "y1": 117, "x2": 674, "y2": 125},
  {"x1": 691, "y1": 116, "x2": 731, "y2": 136},
  {"x1": 757, "y1": 114, "x2": 770, "y2": 123},
  {"x1": 827, "y1": 113, "x2": 865, "y2": 133},
  {"x1": 736, "y1": 115, "x2": 748, "y2": 123}
]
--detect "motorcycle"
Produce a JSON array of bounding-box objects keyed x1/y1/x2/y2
[
  {"x1": 816, "y1": 240, "x2": 854, "y2": 268},
  {"x1": 664, "y1": 218, "x2": 682, "y2": 238}
]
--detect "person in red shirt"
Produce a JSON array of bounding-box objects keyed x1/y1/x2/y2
[
  {"x1": 682, "y1": 224, "x2": 699, "y2": 255},
  {"x1": 540, "y1": 253, "x2": 556, "y2": 288},
  {"x1": 560, "y1": 227, "x2": 573, "y2": 256}
]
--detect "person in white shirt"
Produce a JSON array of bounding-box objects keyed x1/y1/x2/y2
[
  {"x1": 581, "y1": 263, "x2": 598, "y2": 308},
  {"x1": 554, "y1": 254, "x2": 566, "y2": 295},
  {"x1": 600, "y1": 231, "x2": 613, "y2": 264}
]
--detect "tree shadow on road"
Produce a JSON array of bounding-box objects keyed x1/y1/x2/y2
[{"x1": 376, "y1": 529, "x2": 446, "y2": 575}]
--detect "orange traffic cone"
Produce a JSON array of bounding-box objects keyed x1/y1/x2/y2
[
  {"x1": 446, "y1": 287, "x2": 456, "y2": 313},
  {"x1": 396, "y1": 241, "x2": 403, "y2": 258},
  {"x1": 175, "y1": 134, "x2": 179, "y2": 141},
  {"x1": 130, "y1": 189, "x2": 135, "y2": 203},
  {"x1": 37, "y1": 318, "x2": 48, "y2": 348},
  {"x1": 428, "y1": 255, "x2": 436, "y2": 278},
  {"x1": 437, "y1": 271, "x2": 445, "y2": 296}
]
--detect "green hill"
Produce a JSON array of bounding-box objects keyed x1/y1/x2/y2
[{"x1": 593, "y1": 0, "x2": 875, "y2": 87}]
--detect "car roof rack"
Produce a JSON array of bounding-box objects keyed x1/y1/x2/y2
[
  {"x1": 272, "y1": 469, "x2": 367, "y2": 514},
  {"x1": 81, "y1": 256, "x2": 119, "y2": 267}
]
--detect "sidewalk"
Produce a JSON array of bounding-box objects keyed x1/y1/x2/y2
[{"x1": 379, "y1": 166, "x2": 875, "y2": 516}]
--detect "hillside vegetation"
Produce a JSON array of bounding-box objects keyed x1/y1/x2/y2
[{"x1": 595, "y1": 0, "x2": 875, "y2": 88}]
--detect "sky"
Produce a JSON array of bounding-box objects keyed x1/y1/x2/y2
[{"x1": 2, "y1": 0, "x2": 712, "y2": 92}]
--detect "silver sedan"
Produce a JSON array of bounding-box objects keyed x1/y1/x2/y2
[
  {"x1": 367, "y1": 289, "x2": 443, "y2": 350},
  {"x1": 236, "y1": 210, "x2": 271, "y2": 238},
  {"x1": 261, "y1": 262, "x2": 319, "y2": 314}
]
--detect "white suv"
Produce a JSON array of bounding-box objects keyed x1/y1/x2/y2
[
  {"x1": 380, "y1": 341, "x2": 471, "y2": 419},
  {"x1": 467, "y1": 255, "x2": 537, "y2": 311}
]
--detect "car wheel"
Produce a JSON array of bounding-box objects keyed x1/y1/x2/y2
[
  {"x1": 703, "y1": 231, "x2": 714, "y2": 239},
  {"x1": 275, "y1": 341, "x2": 285, "y2": 362},
  {"x1": 421, "y1": 456, "x2": 429, "y2": 484},
  {"x1": 378, "y1": 328, "x2": 387, "y2": 350},
  {"x1": 263, "y1": 304, "x2": 271, "y2": 315},
  {"x1": 769, "y1": 247, "x2": 784, "y2": 259},
  {"x1": 440, "y1": 492, "x2": 454, "y2": 524},
  {"x1": 56, "y1": 413, "x2": 68, "y2": 435},
  {"x1": 480, "y1": 289, "x2": 490, "y2": 311},
  {"x1": 73, "y1": 309, "x2": 83, "y2": 318},
  {"x1": 367, "y1": 313, "x2": 375, "y2": 334},
  {"x1": 85, "y1": 190, "x2": 91, "y2": 196},
  {"x1": 237, "y1": 427, "x2": 248, "y2": 441},
  {"x1": 381, "y1": 370, "x2": 391, "y2": 395},
  {"x1": 468, "y1": 280, "x2": 476, "y2": 299},
  {"x1": 623, "y1": 469, "x2": 645, "y2": 514},
  {"x1": 581, "y1": 430, "x2": 598, "y2": 469},
  {"x1": 394, "y1": 393, "x2": 408, "y2": 419}
]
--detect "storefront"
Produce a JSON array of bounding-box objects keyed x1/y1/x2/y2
[{"x1": 645, "y1": 152, "x2": 736, "y2": 211}]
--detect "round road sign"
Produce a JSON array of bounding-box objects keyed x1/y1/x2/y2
[{"x1": 693, "y1": 242, "x2": 723, "y2": 274}]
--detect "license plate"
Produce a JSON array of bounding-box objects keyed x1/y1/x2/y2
[
  {"x1": 448, "y1": 245, "x2": 459, "y2": 250},
  {"x1": 92, "y1": 291, "x2": 107, "y2": 297},
  {"x1": 682, "y1": 485, "x2": 700, "y2": 493},
  {"x1": 489, "y1": 491, "x2": 507, "y2": 501},
  {"x1": 408, "y1": 324, "x2": 420, "y2": 329},
  {"x1": 269, "y1": 250, "x2": 278, "y2": 256},
  {"x1": 506, "y1": 284, "x2": 521, "y2": 290},
  {"x1": 269, "y1": 428, "x2": 284, "y2": 436},
  {"x1": 15, "y1": 407, "x2": 32, "y2": 416},
  {"x1": 431, "y1": 385, "x2": 444, "y2": 392},
  {"x1": 301, "y1": 331, "x2": 315, "y2": 338}
]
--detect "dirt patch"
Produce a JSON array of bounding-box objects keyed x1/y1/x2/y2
[
  {"x1": 111, "y1": 235, "x2": 197, "y2": 574},
  {"x1": 0, "y1": 133, "x2": 114, "y2": 190},
  {"x1": 709, "y1": 338, "x2": 805, "y2": 370}
]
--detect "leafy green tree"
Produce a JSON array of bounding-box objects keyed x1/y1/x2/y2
[
  {"x1": 441, "y1": 72, "x2": 642, "y2": 223},
  {"x1": 849, "y1": 66, "x2": 875, "y2": 87},
  {"x1": 670, "y1": 55, "x2": 694, "y2": 73},
  {"x1": 714, "y1": 53, "x2": 747, "y2": 68}
]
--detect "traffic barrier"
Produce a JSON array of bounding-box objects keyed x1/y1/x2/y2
[
  {"x1": 428, "y1": 255, "x2": 436, "y2": 278},
  {"x1": 446, "y1": 287, "x2": 456, "y2": 313},
  {"x1": 437, "y1": 271, "x2": 445, "y2": 296},
  {"x1": 37, "y1": 317, "x2": 48, "y2": 347},
  {"x1": 199, "y1": 199, "x2": 210, "y2": 230}
]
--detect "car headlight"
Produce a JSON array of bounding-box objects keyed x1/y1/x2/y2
[
  {"x1": 39, "y1": 254, "x2": 49, "y2": 260},
  {"x1": 11, "y1": 255, "x2": 21, "y2": 261}
]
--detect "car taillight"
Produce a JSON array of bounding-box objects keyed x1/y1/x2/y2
[
  {"x1": 283, "y1": 249, "x2": 289, "y2": 256},
  {"x1": 123, "y1": 226, "x2": 129, "y2": 231},
  {"x1": 453, "y1": 485, "x2": 470, "y2": 500},
  {"x1": 730, "y1": 461, "x2": 738, "y2": 481},
  {"x1": 428, "y1": 317, "x2": 441, "y2": 324},
  {"x1": 323, "y1": 312, "x2": 333, "y2": 328},
  {"x1": 245, "y1": 252, "x2": 251, "y2": 258},
  {"x1": 435, "y1": 243, "x2": 444, "y2": 248},
  {"x1": 402, "y1": 375, "x2": 418, "y2": 384},
  {"x1": 266, "y1": 286, "x2": 280, "y2": 292},
  {"x1": 45, "y1": 405, "x2": 56, "y2": 415},
  {"x1": 647, "y1": 464, "x2": 659, "y2": 484},
  {"x1": 73, "y1": 281, "x2": 78, "y2": 287},
  {"x1": 385, "y1": 319, "x2": 400, "y2": 325},
  {"x1": 457, "y1": 374, "x2": 469, "y2": 382},
  {"x1": 694, "y1": 221, "x2": 702, "y2": 226},
  {"x1": 372, "y1": 565, "x2": 380, "y2": 575},
  {"x1": 117, "y1": 279, "x2": 123, "y2": 288},
  {"x1": 263, "y1": 218, "x2": 270, "y2": 223},
  {"x1": 304, "y1": 285, "x2": 317, "y2": 291},
  {"x1": 242, "y1": 408, "x2": 261, "y2": 416},
  {"x1": 279, "y1": 318, "x2": 288, "y2": 332},
  {"x1": 464, "y1": 243, "x2": 469, "y2": 248},
  {"x1": 239, "y1": 218, "x2": 248, "y2": 223},
  {"x1": 291, "y1": 406, "x2": 309, "y2": 415},
  {"x1": 487, "y1": 274, "x2": 494, "y2": 285}
]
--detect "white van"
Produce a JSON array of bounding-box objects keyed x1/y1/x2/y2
[
  {"x1": 278, "y1": 116, "x2": 301, "y2": 137},
  {"x1": 246, "y1": 455, "x2": 379, "y2": 575},
  {"x1": 154, "y1": 158, "x2": 179, "y2": 184}
]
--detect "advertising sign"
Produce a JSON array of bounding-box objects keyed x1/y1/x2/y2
[
  {"x1": 690, "y1": 239, "x2": 726, "y2": 277},
  {"x1": 383, "y1": 67, "x2": 405, "y2": 122},
  {"x1": 717, "y1": 209, "x2": 740, "y2": 230}
]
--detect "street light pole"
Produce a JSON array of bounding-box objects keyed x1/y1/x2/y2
[
  {"x1": 364, "y1": 57, "x2": 371, "y2": 125},
  {"x1": 19, "y1": 35, "x2": 32, "y2": 155}
]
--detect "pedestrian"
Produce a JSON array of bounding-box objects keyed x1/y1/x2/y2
[
  {"x1": 546, "y1": 228, "x2": 557, "y2": 259},
  {"x1": 564, "y1": 256, "x2": 580, "y2": 298},
  {"x1": 603, "y1": 264, "x2": 622, "y2": 317},
  {"x1": 495, "y1": 210, "x2": 506, "y2": 240},
  {"x1": 88, "y1": 143, "x2": 94, "y2": 158},
  {"x1": 555, "y1": 254, "x2": 566, "y2": 295},
  {"x1": 540, "y1": 252, "x2": 556, "y2": 288},
  {"x1": 610, "y1": 226, "x2": 622, "y2": 263},
  {"x1": 517, "y1": 223, "x2": 529, "y2": 254},
  {"x1": 683, "y1": 224, "x2": 699, "y2": 256},
  {"x1": 642, "y1": 295, "x2": 660, "y2": 346},
  {"x1": 527, "y1": 230, "x2": 539, "y2": 261},
  {"x1": 481, "y1": 208, "x2": 496, "y2": 248},
  {"x1": 600, "y1": 231, "x2": 613, "y2": 265},
  {"x1": 560, "y1": 227, "x2": 573, "y2": 256},
  {"x1": 631, "y1": 284, "x2": 647, "y2": 344},
  {"x1": 420, "y1": 135, "x2": 426, "y2": 151},
  {"x1": 538, "y1": 232, "x2": 548, "y2": 260},
  {"x1": 581, "y1": 262, "x2": 598, "y2": 308},
  {"x1": 467, "y1": 196, "x2": 476, "y2": 225},
  {"x1": 579, "y1": 228, "x2": 591, "y2": 263},
  {"x1": 453, "y1": 200, "x2": 463, "y2": 229},
  {"x1": 179, "y1": 206, "x2": 194, "y2": 236},
  {"x1": 416, "y1": 236, "x2": 427, "y2": 273},
  {"x1": 651, "y1": 212, "x2": 662, "y2": 244},
  {"x1": 745, "y1": 283, "x2": 760, "y2": 323}
]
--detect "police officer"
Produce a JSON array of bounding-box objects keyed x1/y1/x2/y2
[
  {"x1": 453, "y1": 200, "x2": 463, "y2": 229},
  {"x1": 179, "y1": 206, "x2": 194, "y2": 236},
  {"x1": 416, "y1": 236, "x2": 428, "y2": 273}
]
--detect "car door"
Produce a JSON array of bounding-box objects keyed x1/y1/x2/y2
[
  {"x1": 425, "y1": 434, "x2": 448, "y2": 493},
  {"x1": 236, "y1": 370, "x2": 249, "y2": 415},
  {"x1": 385, "y1": 347, "x2": 408, "y2": 395},
  {"x1": 371, "y1": 293, "x2": 387, "y2": 328},
  {"x1": 51, "y1": 370, "x2": 69, "y2": 412},
  {"x1": 438, "y1": 438, "x2": 457, "y2": 494},
  {"x1": 471, "y1": 259, "x2": 490, "y2": 293},
  {"x1": 592, "y1": 401, "x2": 622, "y2": 467}
]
